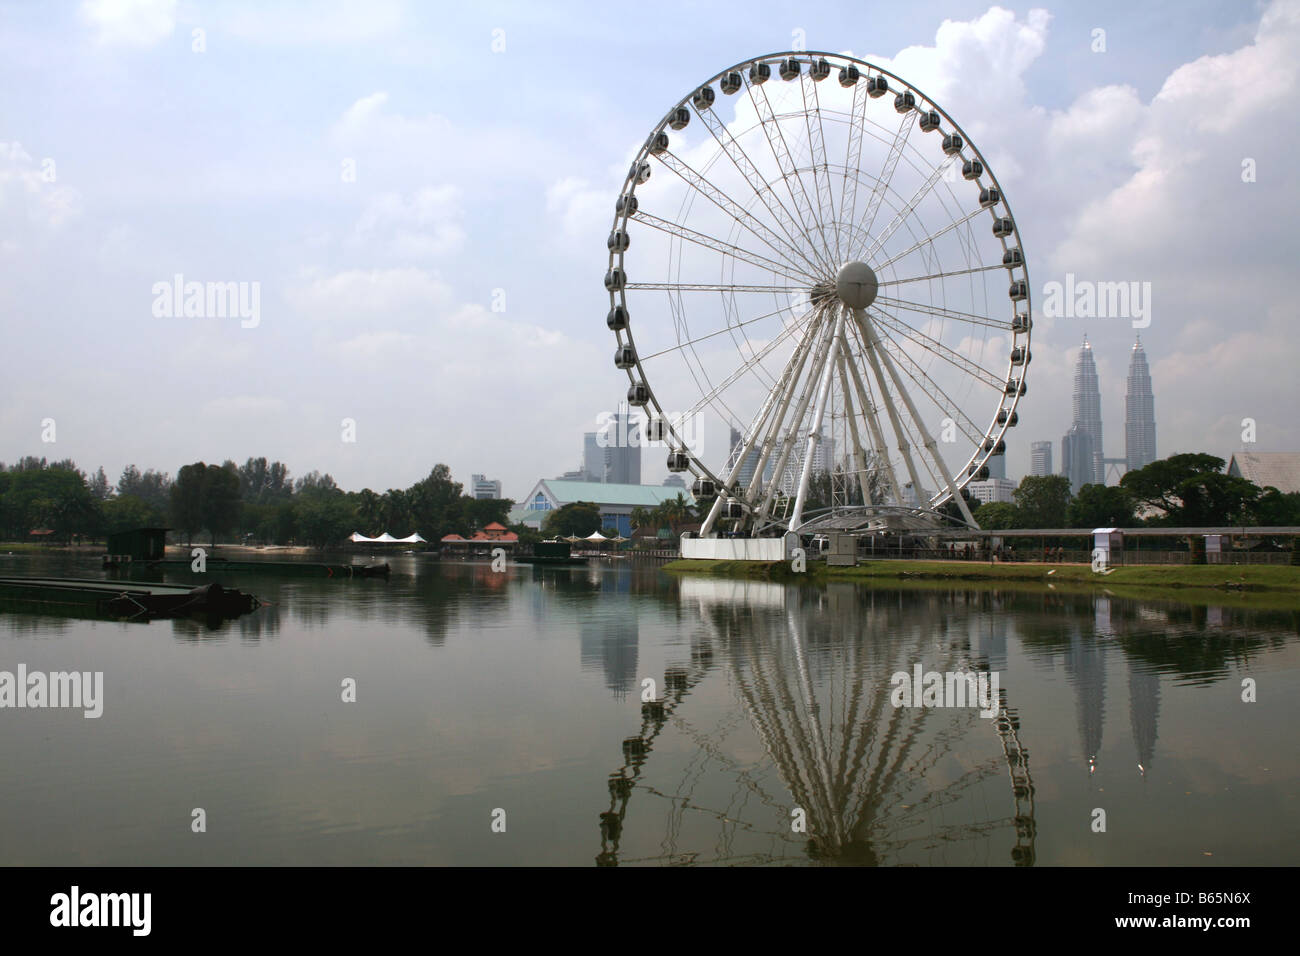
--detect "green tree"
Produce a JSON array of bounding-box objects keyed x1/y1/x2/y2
[
  {"x1": 542, "y1": 502, "x2": 602, "y2": 537},
  {"x1": 975, "y1": 501, "x2": 1019, "y2": 530},
  {"x1": 1119, "y1": 453, "x2": 1226, "y2": 523},
  {"x1": 1066, "y1": 483, "x2": 1136, "y2": 528},
  {"x1": 200, "y1": 462, "x2": 242, "y2": 546},
  {"x1": 1013, "y1": 475, "x2": 1072, "y2": 528},
  {"x1": 103, "y1": 494, "x2": 164, "y2": 535},
  {"x1": 294, "y1": 489, "x2": 356, "y2": 548}
]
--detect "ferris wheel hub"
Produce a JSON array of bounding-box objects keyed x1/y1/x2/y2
[{"x1": 835, "y1": 261, "x2": 879, "y2": 310}]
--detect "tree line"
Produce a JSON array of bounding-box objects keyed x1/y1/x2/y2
[{"x1": 0, "y1": 456, "x2": 516, "y2": 548}]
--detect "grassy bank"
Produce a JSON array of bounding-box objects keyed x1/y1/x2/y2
[{"x1": 662, "y1": 557, "x2": 1300, "y2": 608}]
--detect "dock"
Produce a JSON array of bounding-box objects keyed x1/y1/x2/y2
[
  {"x1": 138, "y1": 559, "x2": 390, "y2": 578},
  {"x1": 0, "y1": 577, "x2": 261, "y2": 621}
]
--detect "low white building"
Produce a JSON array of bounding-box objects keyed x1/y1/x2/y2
[{"x1": 967, "y1": 477, "x2": 1017, "y2": 505}]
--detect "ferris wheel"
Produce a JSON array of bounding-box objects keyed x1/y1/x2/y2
[{"x1": 606, "y1": 52, "x2": 1031, "y2": 535}]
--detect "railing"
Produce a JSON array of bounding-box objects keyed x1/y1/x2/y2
[{"x1": 850, "y1": 546, "x2": 1295, "y2": 566}]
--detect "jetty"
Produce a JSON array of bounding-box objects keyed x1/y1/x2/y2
[
  {"x1": 140, "y1": 558, "x2": 391, "y2": 578},
  {"x1": 0, "y1": 576, "x2": 261, "y2": 621}
]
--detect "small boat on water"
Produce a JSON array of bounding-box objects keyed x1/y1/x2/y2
[{"x1": 515, "y1": 541, "x2": 588, "y2": 566}]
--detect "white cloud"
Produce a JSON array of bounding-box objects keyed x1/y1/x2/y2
[
  {"x1": 353, "y1": 186, "x2": 465, "y2": 259},
  {"x1": 80, "y1": 0, "x2": 176, "y2": 46}
]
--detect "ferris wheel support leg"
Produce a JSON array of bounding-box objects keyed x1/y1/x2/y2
[
  {"x1": 855, "y1": 310, "x2": 977, "y2": 528},
  {"x1": 700, "y1": 312, "x2": 824, "y2": 538},
  {"x1": 755, "y1": 315, "x2": 838, "y2": 527},
  {"x1": 790, "y1": 309, "x2": 847, "y2": 532},
  {"x1": 842, "y1": 337, "x2": 904, "y2": 509},
  {"x1": 851, "y1": 311, "x2": 928, "y2": 511},
  {"x1": 835, "y1": 356, "x2": 873, "y2": 507}
]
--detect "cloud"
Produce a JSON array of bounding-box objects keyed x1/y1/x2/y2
[
  {"x1": 353, "y1": 186, "x2": 465, "y2": 259},
  {"x1": 285, "y1": 267, "x2": 455, "y2": 321},
  {"x1": 80, "y1": 0, "x2": 176, "y2": 46}
]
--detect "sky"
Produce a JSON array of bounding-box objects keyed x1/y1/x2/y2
[{"x1": 1, "y1": 0, "x2": 1295, "y2": 501}]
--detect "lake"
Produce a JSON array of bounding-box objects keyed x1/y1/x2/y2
[{"x1": 1, "y1": 552, "x2": 1296, "y2": 866}]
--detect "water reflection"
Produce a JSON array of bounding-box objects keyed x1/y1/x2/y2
[{"x1": 598, "y1": 580, "x2": 1038, "y2": 866}]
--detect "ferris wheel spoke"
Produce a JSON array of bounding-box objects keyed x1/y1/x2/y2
[
  {"x1": 688, "y1": 107, "x2": 828, "y2": 278},
  {"x1": 801, "y1": 72, "x2": 840, "y2": 266},
  {"x1": 869, "y1": 306, "x2": 1006, "y2": 391},
  {"x1": 656, "y1": 149, "x2": 824, "y2": 276},
  {"x1": 745, "y1": 76, "x2": 835, "y2": 275},
  {"x1": 632, "y1": 210, "x2": 818, "y2": 285},
  {"x1": 839, "y1": 80, "x2": 870, "y2": 259},
  {"x1": 867, "y1": 325, "x2": 987, "y2": 448},
  {"x1": 861, "y1": 156, "x2": 956, "y2": 264},
  {"x1": 681, "y1": 310, "x2": 814, "y2": 424},
  {"x1": 855, "y1": 112, "x2": 915, "y2": 261},
  {"x1": 853, "y1": 311, "x2": 975, "y2": 523},
  {"x1": 874, "y1": 294, "x2": 1010, "y2": 332},
  {"x1": 626, "y1": 282, "x2": 805, "y2": 294},
  {"x1": 877, "y1": 262, "x2": 1005, "y2": 287},
  {"x1": 639, "y1": 302, "x2": 803, "y2": 362},
  {"x1": 875, "y1": 205, "x2": 987, "y2": 271}
]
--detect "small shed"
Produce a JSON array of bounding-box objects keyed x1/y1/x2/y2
[
  {"x1": 106, "y1": 527, "x2": 169, "y2": 562},
  {"x1": 1092, "y1": 528, "x2": 1124, "y2": 566}
]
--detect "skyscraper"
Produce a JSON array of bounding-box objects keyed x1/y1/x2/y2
[
  {"x1": 728, "y1": 426, "x2": 762, "y2": 490},
  {"x1": 1125, "y1": 336, "x2": 1157, "y2": 472},
  {"x1": 1061, "y1": 423, "x2": 1095, "y2": 494},
  {"x1": 1031, "y1": 441, "x2": 1053, "y2": 477},
  {"x1": 603, "y1": 406, "x2": 642, "y2": 485},
  {"x1": 1071, "y1": 337, "x2": 1105, "y2": 485},
  {"x1": 582, "y1": 432, "x2": 603, "y2": 482}
]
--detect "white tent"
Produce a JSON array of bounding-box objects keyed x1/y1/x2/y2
[
  {"x1": 393, "y1": 533, "x2": 427, "y2": 543},
  {"x1": 350, "y1": 532, "x2": 380, "y2": 543},
  {"x1": 375, "y1": 533, "x2": 399, "y2": 543},
  {"x1": 584, "y1": 531, "x2": 609, "y2": 542}
]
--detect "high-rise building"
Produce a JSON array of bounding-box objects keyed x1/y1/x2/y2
[
  {"x1": 582, "y1": 432, "x2": 603, "y2": 482},
  {"x1": 602, "y1": 406, "x2": 642, "y2": 485},
  {"x1": 967, "y1": 477, "x2": 1016, "y2": 504},
  {"x1": 471, "y1": 474, "x2": 502, "y2": 499},
  {"x1": 1125, "y1": 336, "x2": 1157, "y2": 472},
  {"x1": 1071, "y1": 337, "x2": 1105, "y2": 485},
  {"x1": 728, "y1": 426, "x2": 762, "y2": 490},
  {"x1": 1031, "y1": 441, "x2": 1053, "y2": 477},
  {"x1": 985, "y1": 452, "x2": 1006, "y2": 481},
  {"x1": 1061, "y1": 423, "x2": 1096, "y2": 494}
]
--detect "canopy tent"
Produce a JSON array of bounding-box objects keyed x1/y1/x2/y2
[
  {"x1": 393, "y1": 533, "x2": 427, "y2": 544},
  {"x1": 350, "y1": 531, "x2": 422, "y2": 544},
  {"x1": 584, "y1": 531, "x2": 609, "y2": 542}
]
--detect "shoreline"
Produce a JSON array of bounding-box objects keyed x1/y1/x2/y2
[{"x1": 662, "y1": 557, "x2": 1300, "y2": 609}]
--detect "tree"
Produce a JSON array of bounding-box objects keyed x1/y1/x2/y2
[
  {"x1": 543, "y1": 502, "x2": 602, "y2": 537},
  {"x1": 1066, "y1": 484, "x2": 1136, "y2": 529},
  {"x1": 201, "y1": 462, "x2": 243, "y2": 545},
  {"x1": 119, "y1": 465, "x2": 172, "y2": 514},
  {"x1": 294, "y1": 489, "x2": 355, "y2": 547},
  {"x1": 629, "y1": 506, "x2": 651, "y2": 531},
  {"x1": 103, "y1": 494, "x2": 162, "y2": 535},
  {"x1": 171, "y1": 463, "x2": 212, "y2": 545},
  {"x1": 1250, "y1": 487, "x2": 1300, "y2": 526},
  {"x1": 1013, "y1": 475, "x2": 1072, "y2": 528},
  {"x1": 975, "y1": 501, "x2": 1019, "y2": 530},
  {"x1": 88, "y1": 466, "x2": 113, "y2": 500},
  {"x1": 238, "y1": 457, "x2": 291, "y2": 503},
  {"x1": 1120, "y1": 453, "x2": 1226, "y2": 523}
]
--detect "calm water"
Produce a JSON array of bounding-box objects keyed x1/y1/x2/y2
[{"x1": 1, "y1": 552, "x2": 1297, "y2": 866}]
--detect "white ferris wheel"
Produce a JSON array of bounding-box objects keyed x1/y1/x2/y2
[{"x1": 606, "y1": 52, "x2": 1031, "y2": 536}]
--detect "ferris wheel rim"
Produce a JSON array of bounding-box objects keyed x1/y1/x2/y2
[{"x1": 606, "y1": 51, "x2": 1032, "y2": 526}]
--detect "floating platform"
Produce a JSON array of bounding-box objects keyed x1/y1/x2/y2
[
  {"x1": 0, "y1": 576, "x2": 261, "y2": 621},
  {"x1": 136, "y1": 559, "x2": 390, "y2": 578}
]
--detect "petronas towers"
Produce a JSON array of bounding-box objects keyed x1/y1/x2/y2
[
  {"x1": 1125, "y1": 338, "x2": 1157, "y2": 471},
  {"x1": 1060, "y1": 337, "x2": 1156, "y2": 492}
]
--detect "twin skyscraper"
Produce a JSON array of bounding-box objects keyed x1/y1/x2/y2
[{"x1": 1042, "y1": 337, "x2": 1157, "y2": 492}]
